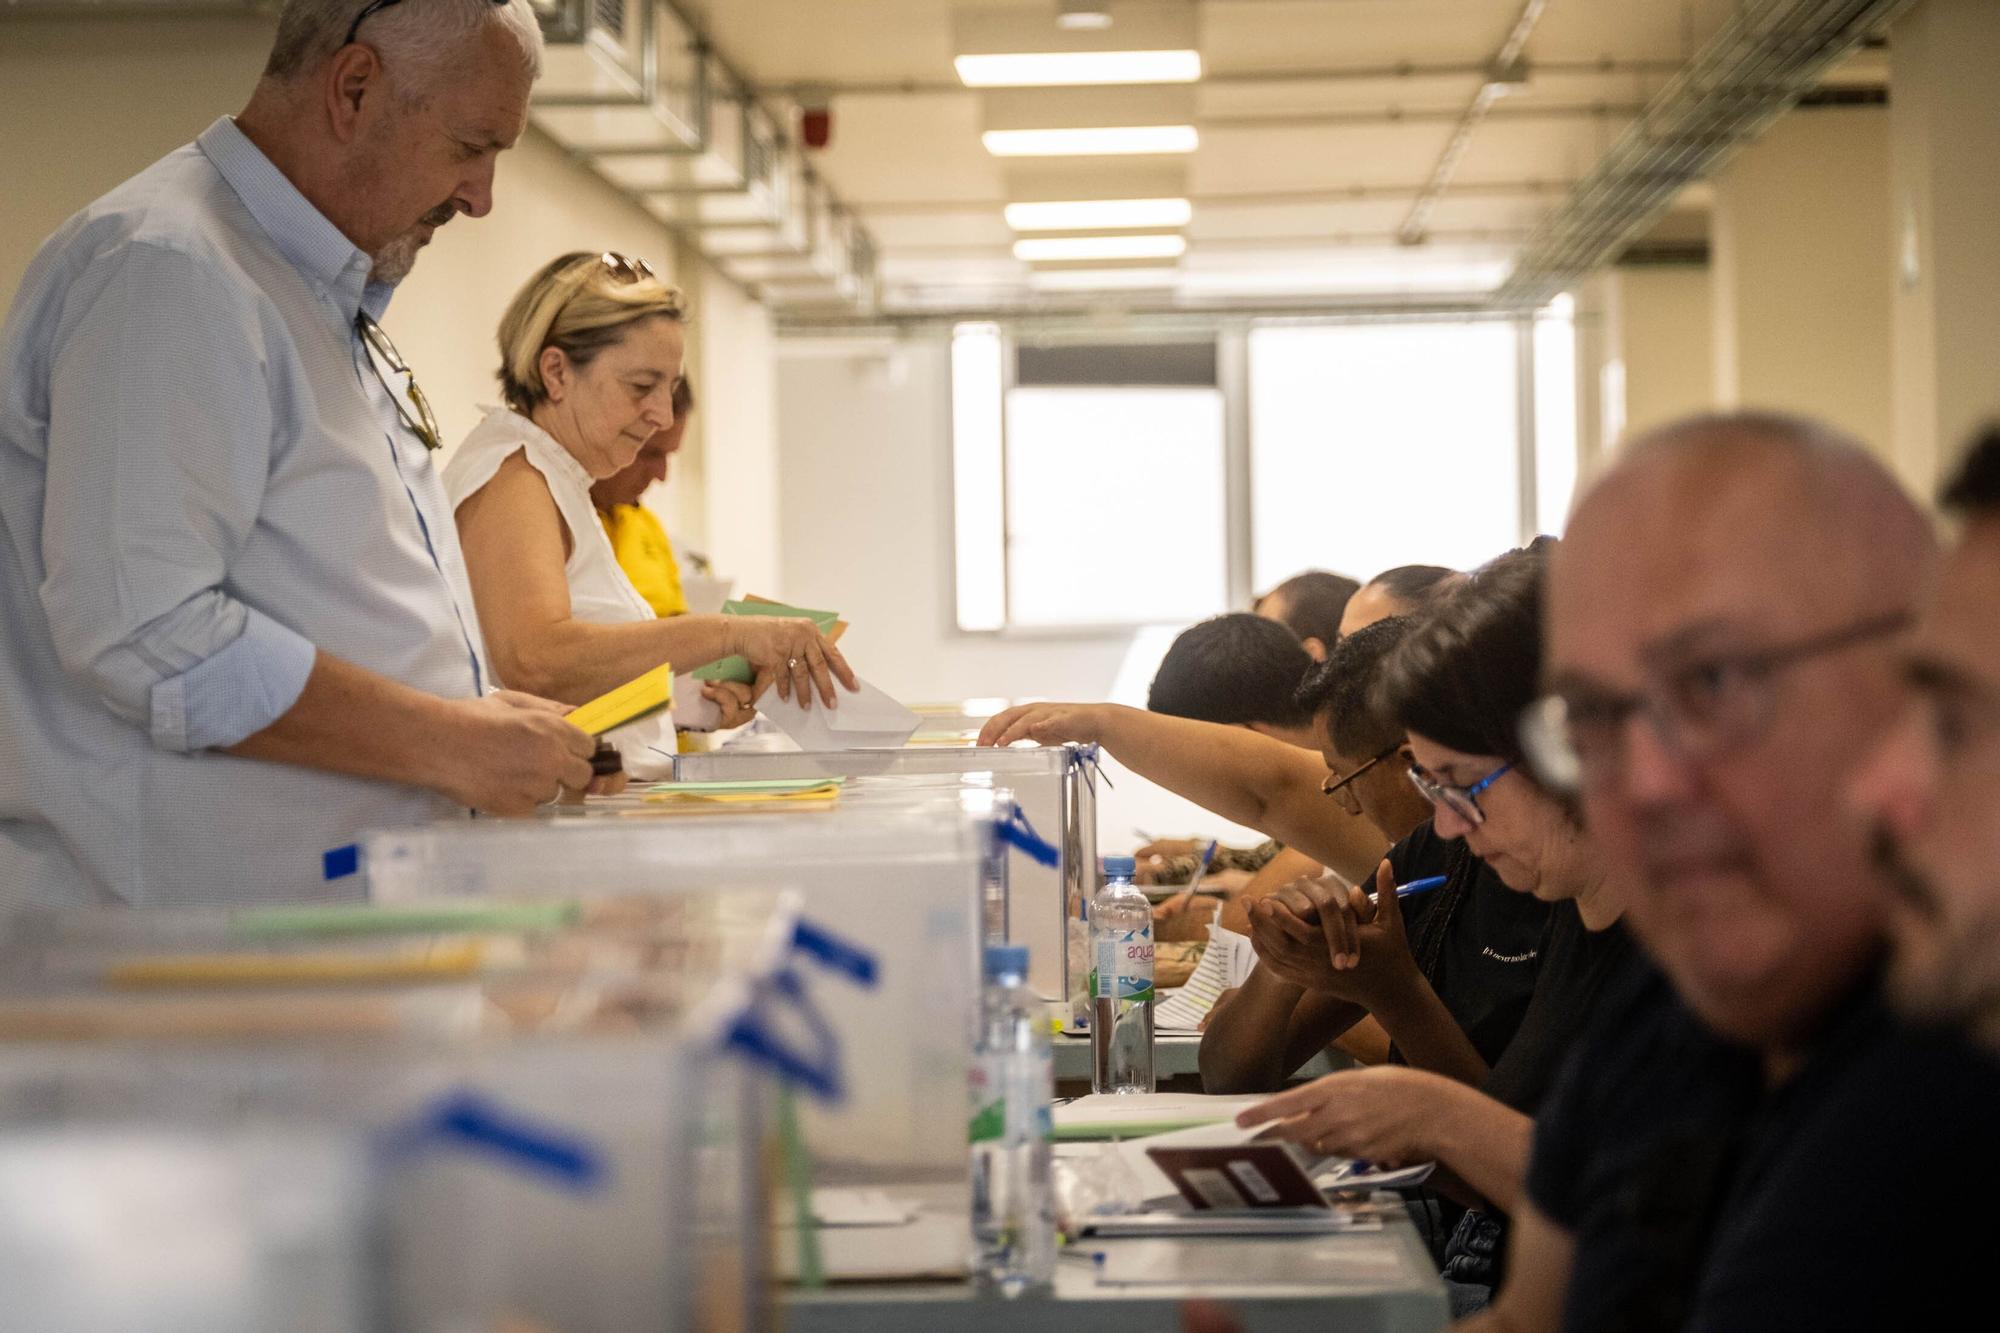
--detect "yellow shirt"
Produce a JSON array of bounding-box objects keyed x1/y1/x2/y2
[{"x1": 598, "y1": 503, "x2": 688, "y2": 618}]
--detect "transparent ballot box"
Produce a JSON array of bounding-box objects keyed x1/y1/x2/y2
[
  {"x1": 0, "y1": 894, "x2": 850, "y2": 1333},
  {"x1": 363, "y1": 790, "x2": 991, "y2": 1197},
  {"x1": 671, "y1": 746, "x2": 1101, "y2": 1003}
]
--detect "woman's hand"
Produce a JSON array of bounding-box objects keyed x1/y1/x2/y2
[
  {"x1": 1321, "y1": 860, "x2": 1418, "y2": 979},
  {"x1": 699, "y1": 679, "x2": 758, "y2": 729},
  {"x1": 1236, "y1": 1064, "x2": 1454, "y2": 1167},
  {"x1": 728, "y1": 617, "x2": 857, "y2": 709},
  {"x1": 1244, "y1": 862, "x2": 1422, "y2": 1007},
  {"x1": 976, "y1": 701, "x2": 1116, "y2": 748}
]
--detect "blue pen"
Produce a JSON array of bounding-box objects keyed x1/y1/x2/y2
[
  {"x1": 1169, "y1": 839, "x2": 1221, "y2": 910},
  {"x1": 1381, "y1": 874, "x2": 1449, "y2": 902}
]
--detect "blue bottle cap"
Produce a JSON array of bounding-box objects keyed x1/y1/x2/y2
[
  {"x1": 1102, "y1": 855, "x2": 1138, "y2": 878},
  {"x1": 983, "y1": 944, "x2": 1030, "y2": 979}
]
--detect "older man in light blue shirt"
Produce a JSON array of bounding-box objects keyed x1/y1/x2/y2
[{"x1": 0, "y1": 0, "x2": 600, "y2": 906}]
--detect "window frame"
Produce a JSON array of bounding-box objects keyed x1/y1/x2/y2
[{"x1": 948, "y1": 311, "x2": 1572, "y2": 638}]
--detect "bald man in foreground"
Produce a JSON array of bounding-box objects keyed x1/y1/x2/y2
[{"x1": 1457, "y1": 413, "x2": 2000, "y2": 1331}]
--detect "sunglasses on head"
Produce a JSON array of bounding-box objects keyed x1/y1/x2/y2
[{"x1": 345, "y1": 0, "x2": 509, "y2": 49}]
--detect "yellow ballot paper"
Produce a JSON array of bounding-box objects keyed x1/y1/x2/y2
[
  {"x1": 643, "y1": 778, "x2": 844, "y2": 806},
  {"x1": 565, "y1": 663, "x2": 675, "y2": 737}
]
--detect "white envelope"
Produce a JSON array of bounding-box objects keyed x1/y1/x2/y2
[{"x1": 758, "y1": 675, "x2": 921, "y2": 751}]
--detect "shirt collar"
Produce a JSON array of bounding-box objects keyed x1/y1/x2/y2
[{"x1": 197, "y1": 116, "x2": 378, "y2": 321}]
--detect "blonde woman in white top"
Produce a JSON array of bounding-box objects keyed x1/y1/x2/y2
[{"x1": 445, "y1": 251, "x2": 853, "y2": 775}]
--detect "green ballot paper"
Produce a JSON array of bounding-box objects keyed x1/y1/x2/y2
[{"x1": 691, "y1": 598, "x2": 842, "y2": 684}]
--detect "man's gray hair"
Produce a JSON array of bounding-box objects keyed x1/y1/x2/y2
[{"x1": 264, "y1": 0, "x2": 544, "y2": 87}]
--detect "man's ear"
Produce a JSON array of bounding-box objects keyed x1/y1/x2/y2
[
  {"x1": 1302, "y1": 635, "x2": 1330, "y2": 662},
  {"x1": 322, "y1": 45, "x2": 385, "y2": 145}
]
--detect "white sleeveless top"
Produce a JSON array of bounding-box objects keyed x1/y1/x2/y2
[{"x1": 443, "y1": 406, "x2": 686, "y2": 778}]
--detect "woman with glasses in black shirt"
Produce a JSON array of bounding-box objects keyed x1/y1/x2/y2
[{"x1": 1237, "y1": 542, "x2": 1639, "y2": 1312}]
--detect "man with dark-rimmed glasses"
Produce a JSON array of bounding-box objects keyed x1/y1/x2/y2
[
  {"x1": 0, "y1": 0, "x2": 605, "y2": 907},
  {"x1": 1462, "y1": 412, "x2": 2000, "y2": 1333}
]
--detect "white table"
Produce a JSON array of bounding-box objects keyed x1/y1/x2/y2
[
  {"x1": 783, "y1": 1182, "x2": 1448, "y2": 1333},
  {"x1": 1053, "y1": 1032, "x2": 1346, "y2": 1086}
]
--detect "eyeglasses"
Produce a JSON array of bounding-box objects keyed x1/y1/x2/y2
[
  {"x1": 355, "y1": 312, "x2": 442, "y2": 451},
  {"x1": 345, "y1": 0, "x2": 508, "y2": 49},
  {"x1": 1520, "y1": 609, "x2": 1913, "y2": 794},
  {"x1": 1321, "y1": 742, "x2": 1399, "y2": 817},
  {"x1": 1406, "y1": 761, "x2": 1512, "y2": 827}
]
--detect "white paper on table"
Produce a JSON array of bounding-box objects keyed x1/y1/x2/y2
[
  {"x1": 785, "y1": 1187, "x2": 918, "y2": 1229},
  {"x1": 756, "y1": 675, "x2": 921, "y2": 751},
  {"x1": 1154, "y1": 923, "x2": 1258, "y2": 1033},
  {"x1": 1054, "y1": 1092, "x2": 1266, "y2": 1138},
  {"x1": 1092, "y1": 1233, "x2": 1418, "y2": 1288}
]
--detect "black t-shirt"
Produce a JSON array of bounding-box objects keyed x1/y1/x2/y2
[
  {"x1": 1481, "y1": 909, "x2": 1635, "y2": 1114},
  {"x1": 1387, "y1": 821, "x2": 1553, "y2": 1070},
  {"x1": 1528, "y1": 964, "x2": 2000, "y2": 1331}
]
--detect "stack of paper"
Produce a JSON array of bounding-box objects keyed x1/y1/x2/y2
[
  {"x1": 1053, "y1": 1092, "x2": 1265, "y2": 1141},
  {"x1": 639, "y1": 778, "x2": 844, "y2": 814},
  {"x1": 1092, "y1": 1234, "x2": 1419, "y2": 1287},
  {"x1": 1154, "y1": 923, "x2": 1258, "y2": 1033},
  {"x1": 642, "y1": 778, "x2": 843, "y2": 804}
]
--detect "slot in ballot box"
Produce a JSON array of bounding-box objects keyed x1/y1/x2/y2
[
  {"x1": 0, "y1": 890, "x2": 827, "y2": 1333},
  {"x1": 671, "y1": 745, "x2": 1100, "y2": 1004},
  {"x1": 364, "y1": 790, "x2": 991, "y2": 1197}
]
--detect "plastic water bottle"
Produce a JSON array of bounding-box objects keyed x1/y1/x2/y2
[
  {"x1": 969, "y1": 944, "x2": 1055, "y2": 1297},
  {"x1": 1090, "y1": 855, "x2": 1156, "y2": 1094}
]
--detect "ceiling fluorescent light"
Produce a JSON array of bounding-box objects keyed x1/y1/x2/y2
[
  {"x1": 1030, "y1": 267, "x2": 1178, "y2": 291},
  {"x1": 983, "y1": 125, "x2": 1198, "y2": 156},
  {"x1": 1014, "y1": 234, "x2": 1187, "y2": 261},
  {"x1": 1005, "y1": 197, "x2": 1192, "y2": 230},
  {"x1": 955, "y1": 50, "x2": 1201, "y2": 87},
  {"x1": 1057, "y1": 0, "x2": 1114, "y2": 30}
]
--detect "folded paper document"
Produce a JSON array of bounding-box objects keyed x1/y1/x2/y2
[
  {"x1": 1155, "y1": 923, "x2": 1257, "y2": 1033},
  {"x1": 758, "y1": 677, "x2": 921, "y2": 752},
  {"x1": 565, "y1": 664, "x2": 674, "y2": 737},
  {"x1": 1106, "y1": 1115, "x2": 1436, "y2": 1213}
]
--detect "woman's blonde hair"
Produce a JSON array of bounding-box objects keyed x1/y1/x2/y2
[{"x1": 497, "y1": 251, "x2": 687, "y2": 414}]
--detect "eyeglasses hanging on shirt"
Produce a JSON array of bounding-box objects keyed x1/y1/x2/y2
[{"x1": 355, "y1": 312, "x2": 442, "y2": 452}]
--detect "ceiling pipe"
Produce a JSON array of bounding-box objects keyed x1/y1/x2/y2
[
  {"x1": 1397, "y1": 0, "x2": 1553, "y2": 247},
  {"x1": 1491, "y1": 0, "x2": 1916, "y2": 308}
]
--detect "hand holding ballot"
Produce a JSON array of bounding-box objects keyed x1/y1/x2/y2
[
  {"x1": 432, "y1": 690, "x2": 603, "y2": 816},
  {"x1": 727, "y1": 613, "x2": 857, "y2": 709}
]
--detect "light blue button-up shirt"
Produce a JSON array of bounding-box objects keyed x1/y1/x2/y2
[{"x1": 0, "y1": 117, "x2": 490, "y2": 907}]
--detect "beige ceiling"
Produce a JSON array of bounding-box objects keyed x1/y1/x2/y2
[{"x1": 685, "y1": 0, "x2": 1877, "y2": 312}]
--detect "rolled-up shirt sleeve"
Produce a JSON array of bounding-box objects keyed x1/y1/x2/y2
[{"x1": 38, "y1": 241, "x2": 316, "y2": 752}]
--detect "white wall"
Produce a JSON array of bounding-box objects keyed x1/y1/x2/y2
[
  {"x1": 1711, "y1": 105, "x2": 1893, "y2": 453},
  {"x1": 774, "y1": 338, "x2": 1261, "y2": 846},
  {"x1": 1889, "y1": 0, "x2": 2000, "y2": 498},
  {"x1": 0, "y1": 12, "x2": 766, "y2": 568},
  {"x1": 695, "y1": 268, "x2": 782, "y2": 592},
  {"x1": 774, "y1": 339, "x2": 1138, "y2": 705},
  {"x1": 1618, "y1": 266, "x2": 1716, "y2": 437}
]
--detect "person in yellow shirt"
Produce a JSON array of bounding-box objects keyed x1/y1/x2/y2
[{"x1": 591, "y1": 376, "x2": 696, "y2": 617}]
